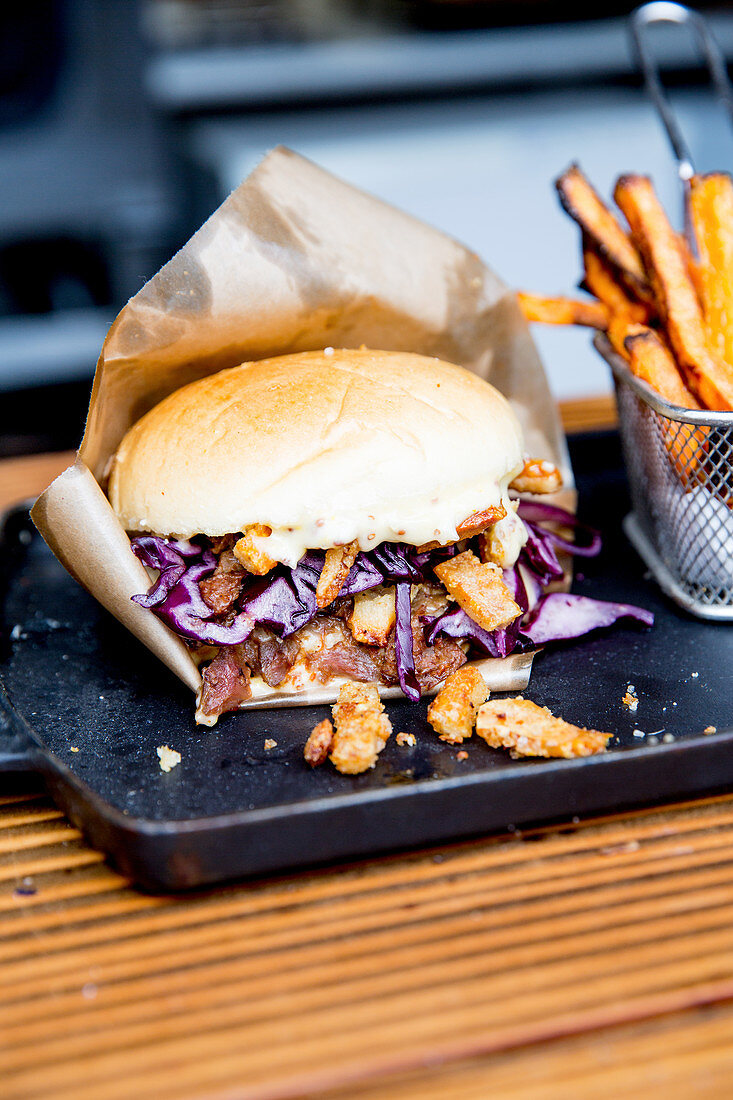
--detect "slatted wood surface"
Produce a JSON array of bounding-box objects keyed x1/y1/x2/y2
[{"x1": 3, "y1": 783, "x2": 733, "y2": 1100}]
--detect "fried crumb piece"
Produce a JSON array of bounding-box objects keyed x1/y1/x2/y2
[
  {"x1": 475, "y1": 698, "x2": 610, "y2": 759},
  {"x1": 70, "y1": 746, "x2": 79, "y2": 753},
  {"x1": 233, "y1": 524, "x2": 276, "y2": 575},
  {"x1": 456, "y1": 750, "x2": 469, "y2": 761},
  {"x1": 427, "y1": 666, "x2": 489, "y2": 744},
  {"x1": 622, "y1": 684, "x2": 639, "y2": 713},
  {"x1": 157, "y1": 745, "x2": 181, "y2": 772},
  {"x1": 348, "y1": 586, "x2": 396, "y2": 645},
  {"x1": 330, "y1": 682, "x2": 392, "y2": 775},
  {"x1": 455, "y1": 502, "x2": 507, "y2": 538},
  {"x1": 434, "y1": 550, "x2": 521, "y2": 632},
  {"x1": 304, "y1": 719, "x2": 334, "y2": 766},
  {"x1": 704, "y1": 725, "x2": 717, "y2": 735},
  {"x1": 396, "y1": 731, "x2": 417, "y2": 748},
  {"x1": 264, "y1": 739, "x2": 277, "y2": 750},
  {"x1": 509, "y1": 457, "x2": 563, "y2": 495},
  {"x1": 316, "y1": 540, "x2": 359, "y2": 608}
]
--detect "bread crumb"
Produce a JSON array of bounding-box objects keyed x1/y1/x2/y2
[
  {"x1": 70, "y1": 746, "x2": 79, "y2": 753},
  {"x1": 264, "y1": 738, "x2": 277, "y2": 750},
  {"x1": 704, "y1": 725, "x2": 717, "y2": 735},
  {"x1": 157, "y1": 745, "x2": 181, "y2": 772},
  {"x1": 622, "y1": 685, "x2": 639, "y2": 713},
  {"x1": 456, "y1": 750, "x2": 469, "y2": 761},
  {"x1": 396, "y1": 732, "x2": 416, "y2": 747},
  {"x1": 691, "y1": 671, "x2": 699, "y2": 678}
]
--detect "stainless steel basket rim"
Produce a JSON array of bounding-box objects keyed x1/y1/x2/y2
[{"x1": 594, "y1": 332, "x2": 733, "y2": 427}]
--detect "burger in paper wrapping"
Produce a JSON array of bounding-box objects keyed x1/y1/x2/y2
[{"x1": 31, "y1": 146, "x2": 604, "y2": 729}]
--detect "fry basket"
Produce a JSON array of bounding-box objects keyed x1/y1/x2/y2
[{"x1": 596, "y1": 332, "x2": 733, "y2": 620}]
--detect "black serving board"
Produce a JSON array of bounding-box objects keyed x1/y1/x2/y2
[{"x1": 1, "y1": 433, "x2": 732, "y2": 891}]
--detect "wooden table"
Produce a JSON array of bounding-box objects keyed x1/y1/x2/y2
[{"x1": 4, "y1": 406, "x2": 733, "y2": 1100}]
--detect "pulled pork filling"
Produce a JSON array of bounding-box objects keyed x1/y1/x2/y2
[
  {"x1": 130, "y1": 508, "x2": 531, "y2": 720},
  {"x1": 192, "y1": 536, "x2": 472, "y2": 719},
  {"x1": 129, "y1": 464, "x2": 654, "y2": 723}
]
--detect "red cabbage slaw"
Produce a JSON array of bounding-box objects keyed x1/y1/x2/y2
[{"x1": 131, "y1": 504, "x2": 653, "y2": 700}]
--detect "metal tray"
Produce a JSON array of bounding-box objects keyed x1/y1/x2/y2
[{"x1": 1, "y1": 433, "x2": 732, "y2": 891}]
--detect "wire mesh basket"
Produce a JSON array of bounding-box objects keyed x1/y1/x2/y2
[{"x1": 597, "y1": 333, "x2": 733, "y2": 619}]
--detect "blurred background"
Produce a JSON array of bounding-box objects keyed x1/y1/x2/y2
[{"x1": 2, "y1": 0, "x2": 733, "y2": 460}]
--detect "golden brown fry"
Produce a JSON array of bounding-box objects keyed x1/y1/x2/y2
[
  {"x1": 434, "y1": 551, "x2": 521, "y2": 633},
  {"x1": 605, "y1": 316, "x2": 647, "y2": 361},
  {"x1": 689, "y1": 172, "x2": 733, "y2": 366},
  {"x1": 233, "y1": 524, "x2": 276, "y2": 575},
  {"x1": 614, "y1": 173, "x2": 733, "y2": 411},
  {"x1": 316, "y1": 540, "x2": 359, "y2": 609},
  {"x1": 427, "y1": 666, "x2": 489, "y2": 745},
  {"x1": 625, "y1": 327, "x2": 703, "y2": 481},
  {"x1": 475, "y1": 697, "x2": 610, "y2": 758},
  {"x1": 517, "y1": 291, "x2": 609, "y2": 329},
  {"x1": 556, "y1": 164, "x2": 651, "y2": 301},
  {"x1": 625, "y1": 328, "x2": 700, "y2": 410},
  {"x1": 330, "y1": 682, "x2": 392, "y2": 775},
  {"x1": 509, "y1": 457, "x2": 563, "y2": 495},
  {"x1": 582, "y1": 244, "x2": 651, "y2": 323},
  {"x1": 304, "y1": 719, "x2": 334, "y2": 767},
  {"x1": 456, "y1": 503, "x2": 507, "y2": 538},
  {"x1": 347, "y1": 586, "x2": 396, "y2": 647}
]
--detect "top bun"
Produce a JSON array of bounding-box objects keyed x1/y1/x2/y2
[{"x1": 109, "y1": 348, "x2": 524, "y2": 565}]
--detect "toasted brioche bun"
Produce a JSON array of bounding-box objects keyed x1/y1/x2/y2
[{"x1": 109, "y1": 348, "x2": 524, "y2": 565}]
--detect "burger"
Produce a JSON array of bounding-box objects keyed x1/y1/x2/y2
[{"x1": 108, "y1": 347, "x2": 574, "y2": 725}]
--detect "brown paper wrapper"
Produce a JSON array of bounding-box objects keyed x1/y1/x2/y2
[{"x1": 31, "y1": 147, "x2": 572, "y2": 707}]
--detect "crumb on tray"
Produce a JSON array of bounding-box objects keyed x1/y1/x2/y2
[
  {"x1": 156, "y1": 744, "x2": 181, "y2": 772},
  {"x1": 264, "y1": 738, "x2": 277, "y2": 750},
  {"x1": 622, "y1": 684, "x2": 639, "y2": 713},
  {"x1": 396, "y1": 732, "x2": 416, "y2": 747}
]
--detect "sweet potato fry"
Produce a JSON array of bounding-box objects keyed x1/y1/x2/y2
[
  {"x1": 517, "y1": 291, "x2": 609, "y2": 329},
  {"x1": 434, "y1": 551, "x2": 521, "y2": 633},
  {"x1": 509, "y1": 458, "x2": 563, "y2": 495},
  {"x1": 475, "y1": 697, "x2": 610, "y2": 758},
  {"x1": 316, "y1": 540, "x2": 359, "y2": 609},
  {"x1": 233, "y1": 524, "x2": 276, "y2": 575},
  {"x1": 330, "y1": 682, "x2": 392, "y2": 775},
  {"x1": 625, "y1": 328, "x2": 700, "y2": 410},
  {"x1": 582, "y1": 244, "x2": 651, "y2": 323},
  {"x1": 427, "y1": 666, "x2": 489, "y2": 745},
  {"x1": 625, "y1": 327, "x2": 703, "y2": 481},
  {"x1": 347, "y1": 586, "x2": 396, "y2": 647},
  {"x1": 606, "y1": 316, "x2": 648, "y2": 361},
  {"x1": 689, "y1": 172, "x2": 733, "y2": 367},
  {"x1": 614, "y1": 174, "x2": 733, "y2": 410},
  {"x1": 556, "y1": 164, "x2": 651, "y2": 301}
]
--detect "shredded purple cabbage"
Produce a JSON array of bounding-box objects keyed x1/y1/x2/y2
[
  {"x1": 517, "y1": 501, "x2": 602, "y2": 558},
  {"x1": 394, "y1": 582, "x2": 421, "y2": 701},
  {"x1": 129, "y1": 499, "x2": 652, "y2": 701},
  {"x1": 521, "y1": 593, "x2": 654, "y2": 645}
]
